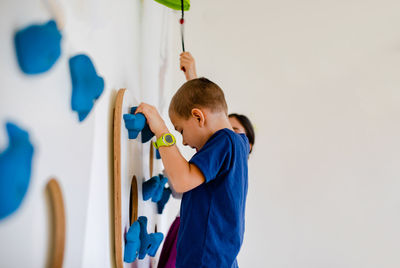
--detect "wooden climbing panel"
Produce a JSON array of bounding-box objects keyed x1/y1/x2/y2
[
  {"x1": 113, "y1": 88, "x2": 125, "y2": 268},
  {"x1": 113, "y1": 88, "x2": 139, "y2": 268},
  {"x1": 46, "y1": 178, "x2": 66, "y2": 268}
]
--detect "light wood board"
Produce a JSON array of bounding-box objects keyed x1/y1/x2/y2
[
  {"x1": 130, "y1": 175, "x2": 138, "y2": 226},
  {"x1": 114, "y1": 88, "x2": 140, "y2": 268},
  {"x1": 46, "y1": 178, "x2": 66, "y2": 268},
  {"x1": 113, "y1": 88, "x2": 125, "y2": 268},
  {"x1": 149, "y1": 142, "x2": 154, "y2": 178}
]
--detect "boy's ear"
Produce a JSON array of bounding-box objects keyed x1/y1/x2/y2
[{"x1": 191, "y1": 108, "x2": 205, "y2": 126}]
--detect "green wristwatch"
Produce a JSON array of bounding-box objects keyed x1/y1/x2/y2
[{"x1": 154, "y1": 133, "x2": 176, "y2": 149}]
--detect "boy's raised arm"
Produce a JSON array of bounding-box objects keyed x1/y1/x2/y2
[
  {"x1": 180, "y1": 52, "x2": 198, "y2": 81},
  {"x1": 135, "y1": 103, "x2": 205, "y2": 193}
]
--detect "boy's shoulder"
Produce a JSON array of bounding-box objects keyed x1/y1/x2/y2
[
  {"x1": 210, "y1": 128, "x2": 248, "y2": 146},
  {"x1": 190, "y1": 128, "x2": 249, "y2": 183},
  {"x1": 211, "y1": 127, "x2": 238, "y2": 138},
  {"x1": 200, "y1": 128, "x2": 249, "y2": 155}
]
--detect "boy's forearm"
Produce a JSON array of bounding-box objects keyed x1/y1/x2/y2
[
  {"x1": 180, "y1": 52, "x2": 198, "y2": 81},
  {"x1": 184, "y1": 68, "x2": 197, "y2": 81},
  {"x1": 158, "y1": 144, "x2": 205, "y2": 193},
  {"x1": 134, "y1": 102, "x2": 205, "y2": 192}
]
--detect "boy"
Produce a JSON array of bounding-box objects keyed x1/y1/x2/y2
[{"x1": 135, "y1": 78, "x2": 249, "y2": 267}]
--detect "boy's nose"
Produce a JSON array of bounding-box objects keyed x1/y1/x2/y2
[{"x1": 182, "y1": 139, "x2": 188, "y2": 146}]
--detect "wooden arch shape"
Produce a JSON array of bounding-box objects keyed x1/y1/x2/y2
[
  {"x1": 46, "y1": 178, "x2": 66, "y2": 268},
  {"x1": 113, "y1": 88, "x2": 139, "y2": 268}
]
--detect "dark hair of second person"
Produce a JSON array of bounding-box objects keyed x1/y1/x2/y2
[{"x1": 228, "y1": 113, "x2": 255, "y2": 153}]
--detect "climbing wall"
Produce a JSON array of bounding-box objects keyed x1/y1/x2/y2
[{"x1": 0, "y1": 0, "x2": 181, "y2": 267}]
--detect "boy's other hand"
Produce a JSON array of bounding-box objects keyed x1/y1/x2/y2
[
  {"x1": 180, "y1": 52, "x2": 197, "y2": 81},
  {"x1": 135, "y1": 103, "x2": 169, "y2": 138}
]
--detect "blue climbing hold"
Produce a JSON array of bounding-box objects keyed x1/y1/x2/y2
[
  {"x1": 155, "y1": 148, "x2": 161, "y2": 159},
  {"x1": 69, "y1": 54, "x2": 104, "y2": 122},
  {"x1": 0, "y1": 122, "x2": 34, "y2": 220},
  {"x1": 125, "y1": 107, "x2": 154, "y2": 143},
  {"x1": 153, "y1": 174, "x2": 168, "y2": 203},
  {"x1": 142, "y1": 174, "x2": 168, "y2": 203},
  {"x1": 123, "y1": 113, "x2": 146, "y2": 139},
  {"x1": 141, "y1": 123, "x2": 154, "y2": 143},
  {"x1": 137, "y1": 216, "x2": 164, "y2": 259},
  {"x1": 147, "y1": 232, "x2": 164, "y2": 257},
  {"x1": 14, "y1": 20, "x2": 62, "y2": 74},
  {"x1": 142, "y1": 175, "x2": 160, "y2": 201},
  {"x1": 124, "y1": 220, "x2": 141, "y2": 263},
  {"x1": 157, "y1": 187, "x2": 172, "y2": 214}
]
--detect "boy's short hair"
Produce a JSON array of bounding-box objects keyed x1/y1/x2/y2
[{"x1": 169, "y1": 77, "x2": 228, "y2": 119}]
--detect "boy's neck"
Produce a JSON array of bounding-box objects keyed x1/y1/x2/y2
[{"x1": 205, "y1": 111, "x2": 233, "y2": 136}]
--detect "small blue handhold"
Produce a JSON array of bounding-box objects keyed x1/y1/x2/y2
[
  {"x1": 130, "y1": 107, "x2": 154, "y2": 143},
  {"x1": 69, "y1": 54, "x2": 104, "y2": 122},
  {"x1": 142, "y1": 175, "x2": 168, "y2": 203},
  {"x1": 157, "y1": 187, "x2": 172, "y2": 214},
  {"x1": 124, "y1": 220, "x2": 141, "y2": 263},
  {"x1": 123, "y1": 113, "x2": 146, "y2": 139},
  {"x1": 14, "y1": 20, "x2": 62, "y2": 74},
  {"x1": 141, "y1": 124, "x2": 154, "y2": 143},
  {"x1": 147, "y1": 232, "x2": 164, "y2": 257},
  {"x1": 0, "y1": 122, "x2": 34, "y2": 220},
  {"x1": 155, "y1": 148, "x2": 161, "y2": 159},
  {"x1": 152, "y1": 174, "x2": 168, "y2": 203},
  {"x1": 142, "y1": 175, "x2": 160, "y2": 201},
  {"x1": 137, "y1": 216, "x2": 164, "y2": 259}
]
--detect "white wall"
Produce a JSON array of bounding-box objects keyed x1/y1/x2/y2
[
  {"x1": 2, "y1": 0, "x2": 399, "y2": 267},
  {"x1": 170, "y1": 0, "x2": 400, "y2": 267},
  {"x1": 0, "y1": 0, "x2": 98, "y2": 266},
  {"x1": 0, "y1": 0, "x2": 180, "y2": 267},
  {"x1": 81, "y1": 1, "x2": 182, "y2": 267}
]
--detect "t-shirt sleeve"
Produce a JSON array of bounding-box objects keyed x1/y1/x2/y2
[{"x1": 189, "y1": 132, "x2": 232, "y2": 183}]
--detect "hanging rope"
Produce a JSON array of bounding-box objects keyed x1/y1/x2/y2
[{"x1": 180, "y1": 0, "x2": 185, "y2": 52}]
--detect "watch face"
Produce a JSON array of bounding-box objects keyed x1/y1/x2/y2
[{"x1": 165, "y1": 134, "x2": 173, "y2": 143}]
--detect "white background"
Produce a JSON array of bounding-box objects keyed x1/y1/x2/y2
[
  {"x1": 170, "y1": 0, "x2": 400, "y2": 267},
  {"x1": 1, "y1": 0, "x2": 400, "y2": 267},
  {"x1": 0, "y1": 0, "x2": 180, "y2": 267}
]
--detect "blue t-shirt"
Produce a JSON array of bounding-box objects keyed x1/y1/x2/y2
[{"x1": 176, "y1": 128, "x2": 249, "y2": 268}]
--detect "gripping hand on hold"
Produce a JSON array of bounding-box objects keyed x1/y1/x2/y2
[
  {"x1": 180, "y1": 52, "x2": 197, "y2": 81},
  {"x1": 135, "y1": 103, "x2": 206, "y2": 194},
  {"x1": 134, "y1": 103, "x2": 169, "y2": 139}
]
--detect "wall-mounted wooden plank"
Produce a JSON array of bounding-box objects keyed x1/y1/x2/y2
[
  {"x1": 113, "y1": 88, "x2": 125, "y2": 268},
  {"x1": 130, "y1": 175, "x2": 138, "y2": 226},
  {"x1": 46, "y1": 178, "x2": 66, "y2": 268},
  {"x1": 149, "y1": 142, "x2": 154, "y2": 177}
]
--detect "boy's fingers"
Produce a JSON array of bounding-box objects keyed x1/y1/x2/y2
[
  {"x1": 180, "y1": 63, "x2": 187, "y2": 72},
  {"x1": 180, "y1": 58, "x2": 191, "y2": 63},
  {"x1": 180, "y1": 51, "x2": 190, "y2": 57},
  {"x1": 135, "y1": 103, "x2": 149, "y2": 114},
  {"x1": 180, "y1": 61, "x2": 193, "y2": 69},
  {"x1": 180, "y1": 53, "x2": 193, "y2": 61},
  {"x1": 180, "y1": 59, "x2": 189, "y2": 65},
  {"x1": 180, "y1": 55, "x2": 192, "y2": 61},
  {"x1": 134, "y1": 106, "x2": 142, "y2": 114}
]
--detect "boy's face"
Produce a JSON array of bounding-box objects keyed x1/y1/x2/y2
[{"x1": 170, "y1": 111, "x2": 209, "y2": 152}]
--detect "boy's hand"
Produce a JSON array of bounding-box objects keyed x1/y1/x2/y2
[
  {"x1": 135, "y1": 103, "x2": 169, "y2": 138},
  {"x1": 180, "y1": 52, "x2": 198, "y2": 81}
]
